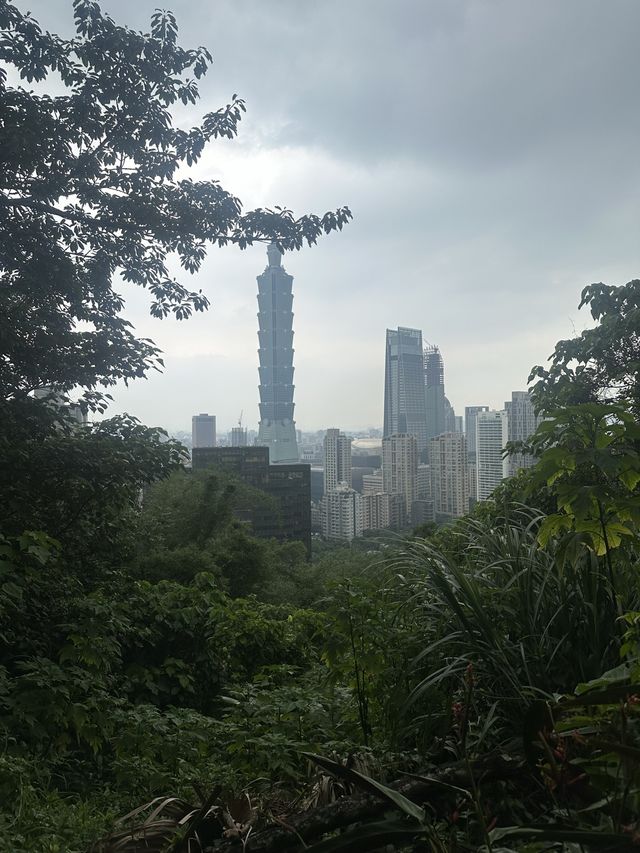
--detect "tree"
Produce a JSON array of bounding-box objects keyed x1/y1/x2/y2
[
  {"x1": 0, "y1": 412, "x2": 186, "y2": 573},
  {"x1": 136, "y1": 469, "x2": 310, "y2": 597},
  {"x1": 0, "y1": 0, "x2": 351, "y2": 411},
  {"x1": 529, "y1": 279, "x2": 640, "y2": 414},
  {"x1": 0, "y1": 0, "x2": 350, "y2": 555},
  {"x1": 528, "y1": 402, "x2": 640, "y2": 612}
]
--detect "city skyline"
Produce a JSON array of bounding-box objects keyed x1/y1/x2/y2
[{"x1": 38, "y1": 0, "x2": 639, "y2": 432}]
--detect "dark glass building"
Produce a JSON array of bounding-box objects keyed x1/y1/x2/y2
[{"x1": 191, "y1": 446, "x2": 311, "y2": 555}]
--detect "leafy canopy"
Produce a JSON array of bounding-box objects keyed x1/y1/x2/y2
[
  {"x1": 530, "y1": 279, "x2": 640, "y2": 414},
  {"x1": 529, "y1": 403, "x2": 640, "y2": 558},
  {"x1": 0, "y1": 0, "x2": 351, "y2": 409}
]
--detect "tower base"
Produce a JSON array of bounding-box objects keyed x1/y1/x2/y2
[{"x1": 257, "y1": 419, "x2": 299, "y2": 464}]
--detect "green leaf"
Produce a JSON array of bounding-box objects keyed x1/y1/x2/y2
[
  {"x1": 491, "y1": 825, "x2": 636, "y2": 848},
  {"x1": 573, "y1": 661, "x2": 636, "y2": 696},
  {"x1": 590, "y1": 739, "x2": 640, "y2": 763},
  {"x1": 304, "y1": 821, "x2": 423, "y2": 853},
  {"x1": 619, "y1": 469, "x2": 640, "y2": 491},
  {"x1": 398, "y1": 771, "x2": 470, "y2": 799},
  {"x1": 302, "y1": 754, "x2": 426, "y2": 823}
]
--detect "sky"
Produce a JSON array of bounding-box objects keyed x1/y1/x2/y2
[{"x1": 20, "y1": 0, "x2": 640, "y2": 433}]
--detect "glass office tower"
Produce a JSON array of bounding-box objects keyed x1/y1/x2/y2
[
  {"x1": 256, "y1": 244, "x2": 299, "y2": 463},
  {"x1": 383, "y1": 327, "x2": 428, "y2": 452}
]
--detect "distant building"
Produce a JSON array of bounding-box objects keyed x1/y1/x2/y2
[
  {"x1": 388, "y1": 492, "x2": 408, "y2": 529},
  {"x1": 323, "y1": 428, "x2": 352, "y2": 494},
  {"x1": 430, "y1": 432, "x2": 469, "y2": 520},
  {"x1": 504, "y1": 391, "x2": 543, "y2": 476},
  {"x1": 322, "y1": 483, "x2": 363, "y2": 541},
  {"x1": 444, "y1": 397, "x2": 458, "y2": 434},
  {"x1": 351, "y1": 437, "x2": 382, "y2": 458},
  {"x1": 352, "y1": 453, "x2": 381, "y2": 470},
  {"x1": 351, "y1": 465, "x2": 378, "y2": 494},
  {"x1": 266, "y1": 464, "x2": 311, "y2": 553},
  {"x1": 454, "y1": 415, "x2": 463, "y2": 434},
  {"x1": 382, "y1": 433, "x2": 418, "y2": 523},
  {"x1": 310, "y1": 467, "x2": 324, "y2": 502},
  {"x1": 417, "y1": 463, "x2": 432, "y2": 500},
  {"x1": 310, "y1": 501, "x2": 323, "y2": 531},
  {"x1": 230, "y1": 426, "x2": 248, "y2": 447},
  {"x1": 192, "y1": 413, "x2": 216, "y2": 449},
  {"x1": 424, "y1": 344, "x2": 446, "y2": 446},
  {"x1": 33, "y1": 387, "x2": 88, "y2": 426},
  {"x1": 476, "y1": 411, "x2": 509, "y2": 501},
  {"x1": 191, "y1": 446, "x2": 311, "y2": 554},
  {"x1": 464, "y1": 406, "x2": 489, "y2": 462},
  {"x1": 384, "y1": 327, "x2": 428, "y2": 452},
  {"x1": 362, "y1": 492, "x2": 391, "y2": 532},
  {"x1": 256, "y1": 244, "x2": 299, "y2": 463},
  {"x1": 411, "y1": 499, "x2": 435, "y2": 526},
  {"x1": 300, "y1": 444, "x2": 322, "y2": 464},
  {"x1": 468, "y1": 460, "x2": 478, "y2": 508},
  {"x1": 362, "y1": 471, "x2": 384, "y2": 495}
]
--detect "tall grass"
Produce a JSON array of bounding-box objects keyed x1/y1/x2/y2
[{"x1": 387, "y1": 504, "x2": 635, "y2": 739}]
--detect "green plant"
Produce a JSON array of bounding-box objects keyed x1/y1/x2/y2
[
  {"x1": 530, "y1": 278, "x2": 640, "y2": 414},
  {"x1": 528, "y1": 404, "x2": 640, "y2": 619},
  {"x1": 392, "y1": 504, "x2": 626, "y2": 744}
]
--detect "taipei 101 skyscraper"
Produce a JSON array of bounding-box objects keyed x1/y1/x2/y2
[{"x1": 256, "y1": 243, "x2": 299, "y2": 463}]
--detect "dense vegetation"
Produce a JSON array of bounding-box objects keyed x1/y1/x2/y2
[{"x1": 2, "y1": 2, "x2": 640, "y2": 851}]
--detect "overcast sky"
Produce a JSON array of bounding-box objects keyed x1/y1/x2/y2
[{"x1": 22, "y1": 0, "x2": 640, "y2": 432}]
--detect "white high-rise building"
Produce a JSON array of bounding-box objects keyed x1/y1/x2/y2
[
  {"x1": 362, "y1": 471, "x2": 384, "y2": 495},
  {"x1": 321, "y1": 483, "x2": 363, "y2": 541},
  {"x1": 464, "y1": 406, "x2": 489, "y2": 461},
  {"x1": 468, "y1": 461, "x2": 478, "y2": 504},
  {"x1": 192, "y1": 413, "x2": 216, "y2": 448},
  {"x1": 430, "y1": 432, "x2": 469, "y2": 520},
  {"x1": 417, "y1": 463, "x2": 432, "y2": 500},
  {"x1": 476, "y1": 410, "x2": 509, "y2": 501},
  {"x1": 323, "y1": 428, "x2": 352, "y2": 494},
  {"x1": 504, "y1": 391, "x2": 544, "y2": 476},
  {"x1": 382, "y1": 433, "x2": 418, "y2": 520},
  {"x1": 362, "y1": 492, "x2": 391, "y2": 532}
]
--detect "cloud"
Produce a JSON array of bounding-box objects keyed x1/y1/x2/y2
[{"x1": 18, "y1": 0, "x2": 640, "y2": 432}]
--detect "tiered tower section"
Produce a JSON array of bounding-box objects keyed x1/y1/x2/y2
[{"x1": 256, "y1": 244, "x2": 299, "y2": 463}]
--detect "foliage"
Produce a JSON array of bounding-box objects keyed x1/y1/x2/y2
[
  {"x1": 0, "y1": 0, "x2": 349, "y2": 591},
  {"x1": 310, "y1": 495, "x2": 637, "y2": 762},
  {"x1": 391, "y1": 507, "x2": 631, "y2": 744},
  {"x1": 2, "y1": 4, "x2": 640, "y2": 848},
  {"x1": 135, "y1": 469, "x2": 308, "y2": 597},
  {"x1": 321, "y1": 562, "x2": 424, "y2": 747},
  {"x1": 529, "y1": 403, "x2": 640, "y2": 556},
  {"x1": 0, "y1": 410, "x2": 186, "y2": 571},
  {"x1": 0, "y1": 0, "x2": 351, "y2": 409},
  {"x1": 530, "y1": 278, "x2": 640, "y2": 414},
  {"x1": 300, "y1": 627, "x2": 640, "y2": 853}
]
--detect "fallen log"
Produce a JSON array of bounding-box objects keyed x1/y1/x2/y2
[{"x1": 212, "y1": 752, "x2": 525, "y2": 853}]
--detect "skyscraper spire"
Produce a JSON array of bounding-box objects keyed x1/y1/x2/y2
[{"x1": 256, "y1": 243, "x2": 299, "y2": 463}]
